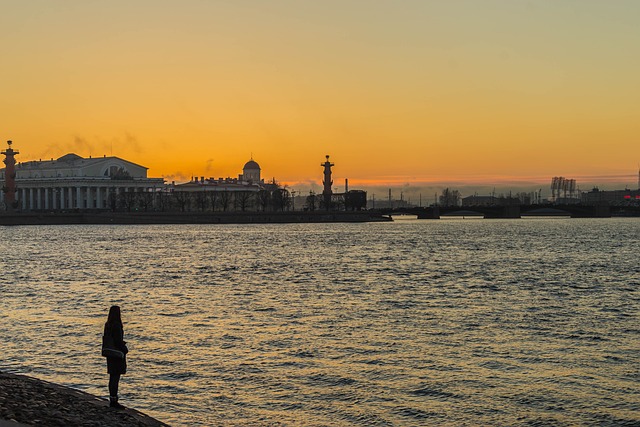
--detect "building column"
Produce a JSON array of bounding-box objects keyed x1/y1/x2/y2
[
  {"x1": 75, "y1": 187, "x2": 81, "y2": 209},
  {"x1": 29, "y1": 188, "x2": 34, "y2": 210},
  {"x1": 51, "y1": 188, "x2": 57, "y2": 210},
  {"x1": 86, "y1": 187, "x2": 91, "y2": 209},
  {"x1": 36, "y1": 188, "x2": 42, "y2": 210},
  {"x1": 59, "y1": 187, "x2": 65, "y2": 210},
  {"x1": 64, "y1": 187, "x2": 73, "y2": 209},
  {"x1": 21, "y1": 188, "x2": 27, "y2": 210},
  {"x1": 44, "y1": 188, "x2": 49, "y2": 210},
  {"x1": 115, "y1": 187, "x2": 121, "y2": 209},
  {"x1": 96, "y1": 187, "x2": 102, "y2": 209}
]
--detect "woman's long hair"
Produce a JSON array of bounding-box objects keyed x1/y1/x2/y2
[{"x1": 106, "y1": 305, "x2": 123, "y2": 329}]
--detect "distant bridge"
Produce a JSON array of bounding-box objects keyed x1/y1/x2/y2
[{"x1": 383, "y1": 204, "x2": 613, "y2": 219}]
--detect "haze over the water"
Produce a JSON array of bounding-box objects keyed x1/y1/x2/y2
[{"x1": 2, "y1": 0, "x2": 639, "y2": 195}]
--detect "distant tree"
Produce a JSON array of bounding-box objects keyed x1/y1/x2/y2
[
  {"x1": 155, "y1": 191, "x2": 169, "y2": 212},
  {"x1": 206, "y1": 190, "x2": 219, "y2": 212},
  {"x1": 173, "y1": 191, "x2": 191, "y2": 212},
  {"x1": 516, "y1": 192, "x2": 533, "y2": 205},
  {"x1": 235, "y1": 191, "x2": 253, "y2": 211},
  {"x1": 110, "y1": 167, "x2": 132, "y2": 180},
  {"x1": 138, "y1": 191, "x2": 154, "y2": 212},
  {"x1": 272, "y1": 188, "x2": 291, "y2": 211},
  {"x1": 257, "y1": 189, "x2": 271, "y2": 212},
  {"x1": 219, "y1": 191, "x2": 232, "y2": 212},
  {"x1": 439, "y1": 188, "x2": 461, "y2": 207},
  {"x1": 120, "y1": 190, "x2": 138, "y2": 212},
  {"x1": 305, "y1": 192, "x2": 317, "y2": 211},
  {"x1": 319, "y1": 195, "x2": 331, "y2": 211},
  {"x1": 194, "y1": 191, "x2": 208, "y2": 212}
]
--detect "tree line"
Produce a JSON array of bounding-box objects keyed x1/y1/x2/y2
[{"x1": 108, "y1": 187, "x2": 292, "y2": 212}]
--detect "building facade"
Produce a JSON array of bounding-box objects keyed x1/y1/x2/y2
[
  {"x1": 0, "y1": 150, "x2": 164, "y2": 211},
  {"x1": 171, "y1": 158, "x2": 270, "y2": 193},
  {"x1": 581, "y1": 187, "x2": 640, "y2": 205}
]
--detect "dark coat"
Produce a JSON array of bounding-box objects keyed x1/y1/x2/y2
[{"x1": 104, "y1": 322, "x2": 128, "y2": 375}]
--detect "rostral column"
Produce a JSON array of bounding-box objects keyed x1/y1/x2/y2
[
  {"x1": 321, "y1": 155, "x2": 334, "y2": 209},
  {"x1": 2, "y1": 140, "x2": 19, "y2": 210}
]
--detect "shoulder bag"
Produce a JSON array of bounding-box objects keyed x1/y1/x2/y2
[{"x1": 102, "y1": 334, "x2": 125, "y2": 359}]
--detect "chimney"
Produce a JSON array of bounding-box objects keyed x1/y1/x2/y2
[{"x1": 345, "y1": 178, "x2": 349, "y2": 193}]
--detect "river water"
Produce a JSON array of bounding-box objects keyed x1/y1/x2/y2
[{"x1": 1, "y1": 218, "x2": 639, "y2": 426}]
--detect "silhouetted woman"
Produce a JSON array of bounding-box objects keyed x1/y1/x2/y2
[{"x1": 104, "y1": 305, "x2": 128, "y2": 409}]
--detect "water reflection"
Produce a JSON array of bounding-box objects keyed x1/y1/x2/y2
[{"x1": 1, "y1": 219, "x2": 639, "y2": 426}]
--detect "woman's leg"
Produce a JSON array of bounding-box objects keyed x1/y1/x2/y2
[
  {"x1": 108, "y1": 373, "x2": 120, "y2": 397},
  {"x1": 108, "y1": 373, "x2": 125, "y2": 408}
]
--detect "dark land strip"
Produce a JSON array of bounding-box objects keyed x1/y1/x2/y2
[{"x1": 0, "y1": 371, "x2": 169, "y2": 427}]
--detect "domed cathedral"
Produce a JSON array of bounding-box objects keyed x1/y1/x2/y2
[{"x1": 240, "y1": 158, "x2": 261, "y2": 183}]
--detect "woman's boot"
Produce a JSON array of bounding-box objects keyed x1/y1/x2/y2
[{"x1": 110, "y1": 396, "x2": 125, "y2": 409}]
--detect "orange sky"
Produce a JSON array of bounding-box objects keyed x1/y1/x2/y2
[{"x1": 1, "y1": 1, "x2": 639, "y2": 193}]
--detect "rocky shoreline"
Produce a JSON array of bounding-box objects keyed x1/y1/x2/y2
[{"x1": 0, "y1": 371, "x2": 169, "y2": 427}]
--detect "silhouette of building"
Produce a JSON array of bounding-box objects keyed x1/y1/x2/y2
[
  {"x1": 0, "y1": 142, "x2": 163, "y2": 211},
  {"x1": 581, "y1": 187, "x2": 640, "y2": 205},
  {"x1": 462, "y1": 195, "x2": 496, "y2": 206},
  {"x1": 171, "y1": 158, "x2": 277, "y2": 193}
]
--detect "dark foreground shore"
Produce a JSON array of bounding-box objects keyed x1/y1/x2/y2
[
  {"x1": 0, "y1": 210, "x2": 392, "y2": 226},
  {"x1": 0, "y1": 371, "x2": 169, "y2": 427}
]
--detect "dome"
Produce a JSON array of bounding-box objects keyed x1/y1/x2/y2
[{"x1": 243, "y1": 160, "x2": 260, "y2": 170}]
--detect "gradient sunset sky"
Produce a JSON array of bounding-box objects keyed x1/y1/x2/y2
[{"x1": 1, "y1": 1, "x2": 639, "y2": 195}]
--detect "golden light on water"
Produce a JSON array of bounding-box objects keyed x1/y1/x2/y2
[{"x1": 2, "y1": 221, "x2": 638, "y2": 425}]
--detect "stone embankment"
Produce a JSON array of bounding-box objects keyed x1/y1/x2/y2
[
  {"x1": 0, "y1": 210, "x2": 392, "y2": 225},
  {"x1": 0, "y1": 371, "x2": 169, "y2": 427}
]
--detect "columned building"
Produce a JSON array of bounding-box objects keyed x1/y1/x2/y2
[{"x1": 0, "y1": 151, "x2": 164, "y2": 211}]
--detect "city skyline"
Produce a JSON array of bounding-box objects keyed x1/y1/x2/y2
[{"x1": 2, "y1": 1, "x2": 639, "y2": 193}]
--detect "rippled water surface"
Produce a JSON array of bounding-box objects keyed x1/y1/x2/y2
[{"x1": 1, "y1": 219, "x2": 639, "y2": 426}]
